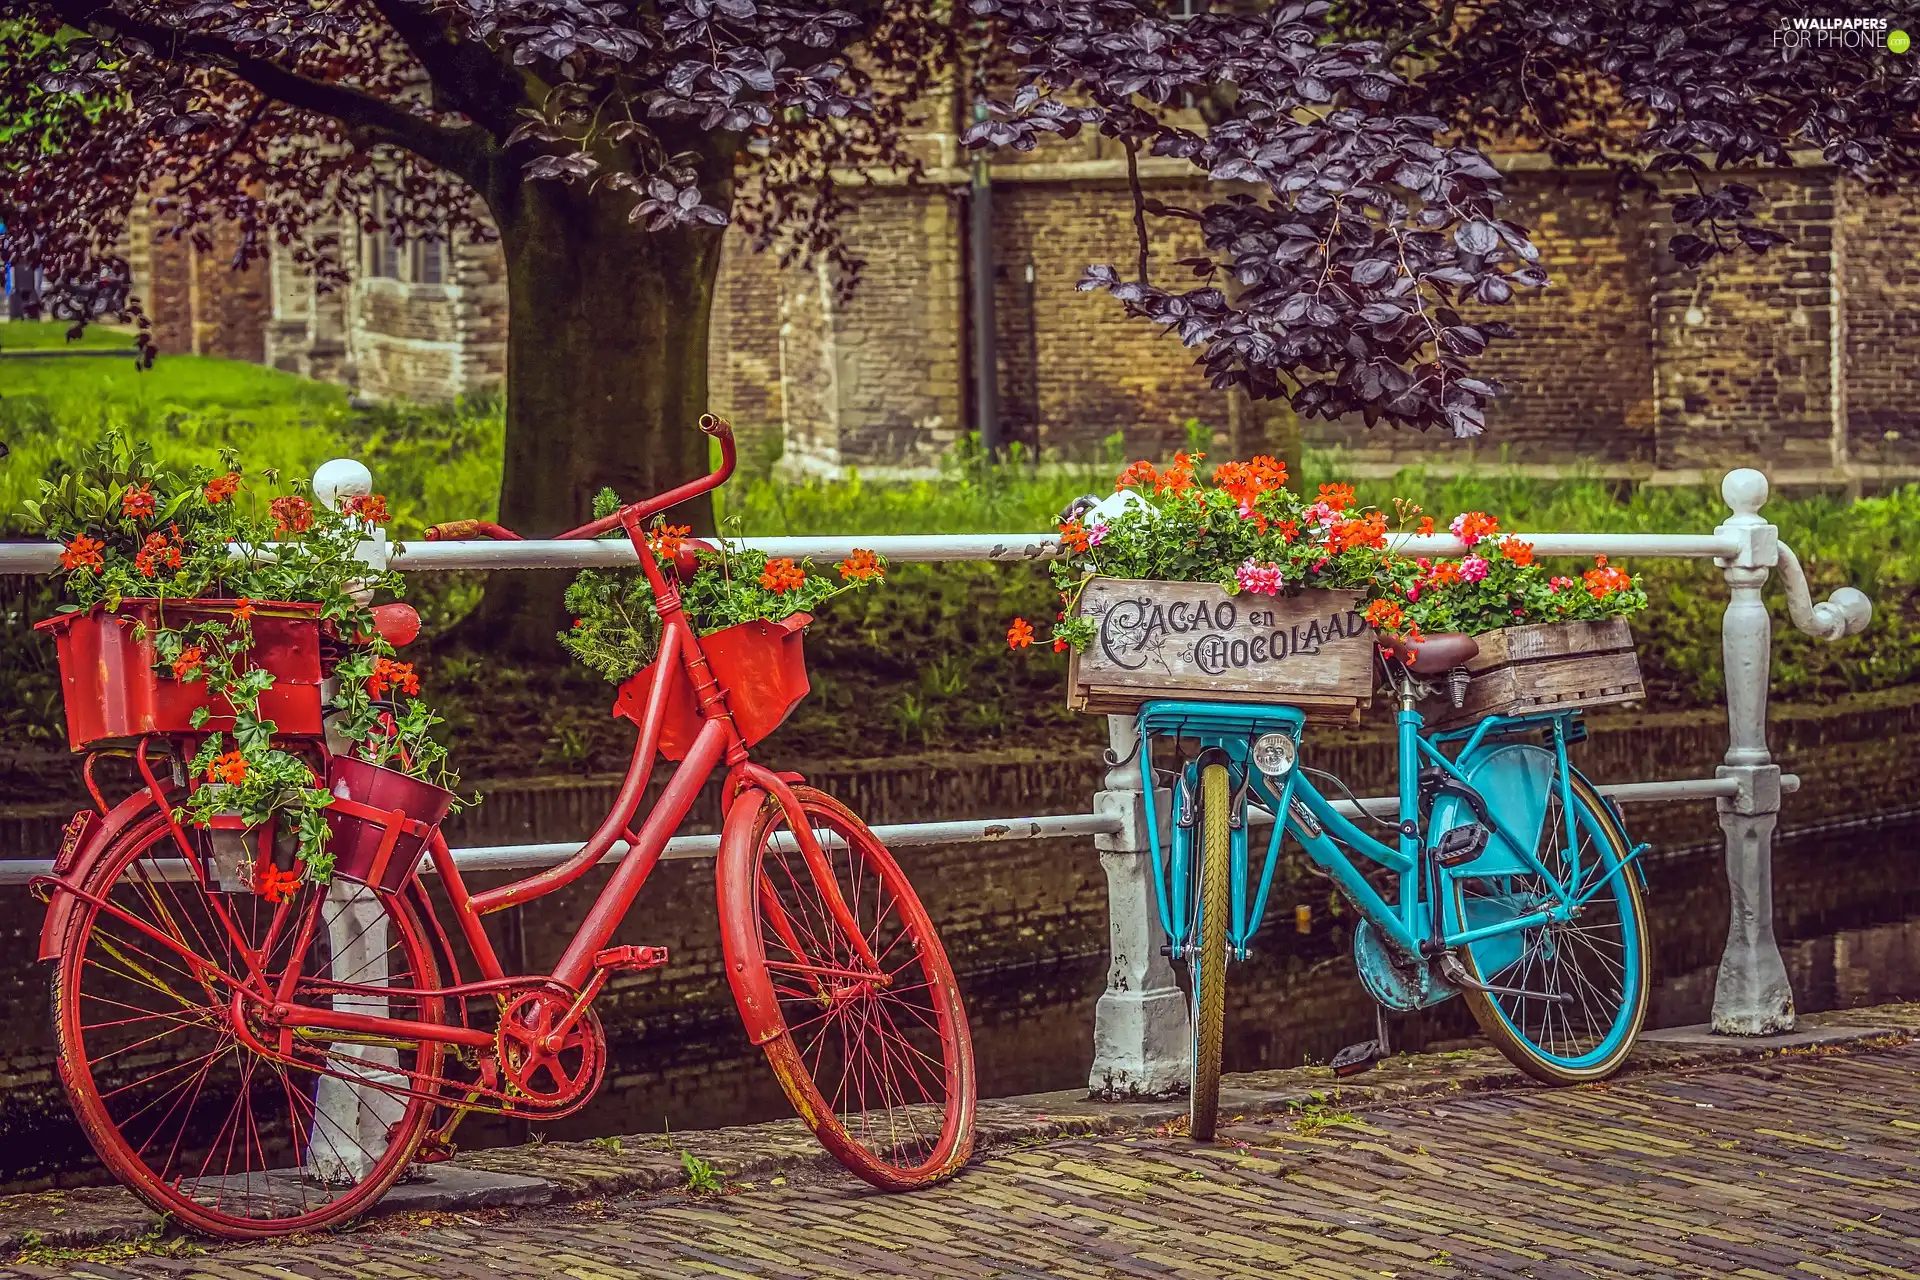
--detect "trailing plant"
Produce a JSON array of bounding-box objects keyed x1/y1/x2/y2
[
  {"x1": 1010, "y1": 452, "x2": 1397, "y2": 652},
  {"x1": 561, "y1": 486, "x2": 887, "y2": 683},
  {"x1": 1009, "y1": 453, "x2": 1649, "y2": 653},
  {"x1": 329, "y1": 648, "x2": 463, "y2": 797},
  {"x1": 26, "y1": 430, "x2": 459, "y2": 894},
  {"x1": 1364, "y1": 516, "x2": 1651, "y2": 640}
]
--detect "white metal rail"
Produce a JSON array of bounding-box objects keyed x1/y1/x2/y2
[{"x1": 0, "y1": 461, "x2": 1877, "y2": 1052}]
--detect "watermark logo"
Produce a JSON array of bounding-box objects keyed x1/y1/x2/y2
[{"x1": 1772, "y1": 15, "x2": 1906, "y2": 52}]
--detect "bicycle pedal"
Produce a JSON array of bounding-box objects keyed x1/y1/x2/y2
[
  {"x1": 1431, "y1": 823, "x2": 1489, "y2": 869},
  {"x1": 593, "y1": 944, "x2": 670, "y2": 972},
  {"x1": 1330, "y1": 1039, "x2": 1387, "y2": 1078}
]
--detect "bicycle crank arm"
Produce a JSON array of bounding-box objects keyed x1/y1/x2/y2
[{"x1": 1438, "y1": 953, "x2": 1574, "y2": 1005}]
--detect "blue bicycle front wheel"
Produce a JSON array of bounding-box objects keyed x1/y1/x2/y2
[{"x1": 1449, "y1": 769, "x2": 1649, "y2": 1083}]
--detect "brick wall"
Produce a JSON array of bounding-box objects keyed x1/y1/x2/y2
[
  {"x1": 134, "y1": 158, "x2": 1920, "y2": 480},
  {"x1": 126, "y1": 196, "x2": 270, "y2": 361},
  {"x1": 1840, "y1": 182, "x2": 1920, "y2": 472},
  {"x1": 1650, "y1": 170, "x2": 1839, "y2": 473},
  {"x1": 1308, "y1": 170, "x2": 1660, "y2": 466},
  {"x1": 990, "y1": 176, "x2": 1231, "y2": 460}
]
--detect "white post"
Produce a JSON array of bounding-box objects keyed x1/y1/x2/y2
[
  {"x1": 1710, "y1": 469, "x2": 1795, "y2": 1034},
  {"x1": 1088, "y1": 714, "x2": 1191, "y2": 1098},
  {"x1": 309, "y1": 881, "x2": 405, "y2": 1181}
]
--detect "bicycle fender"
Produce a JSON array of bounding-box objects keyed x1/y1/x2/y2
[
  {"x1": 36, "y1": 789, "x2": 166, "y2": 962},
  {"x1": 717, "y1": 787, "x2": 785, "y2": 1045},
  {"x1": 1428, "y1": 742, "x2": 1556, "y2": 878}
]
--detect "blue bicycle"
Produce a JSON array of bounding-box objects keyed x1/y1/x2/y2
[{"x1": 1140, "y1": 635, "x2": 1651, "y2": 1140}]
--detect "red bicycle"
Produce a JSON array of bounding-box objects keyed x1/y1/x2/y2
[{"x1": 34, "y1": 417, "x2": 976, "y2": 1237}]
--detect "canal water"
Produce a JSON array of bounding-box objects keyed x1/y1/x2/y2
[
  {"x1": 3, "y1": 815, "x2": 1915, "y2": 1188},
  {"x1": 454, "y1": 813, "x2": 1920, "y2": 1153}
]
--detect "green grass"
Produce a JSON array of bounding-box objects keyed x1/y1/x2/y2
[
  {"x1": 0, "y1": 320, "x2": 141, "y2": 350},
  {"x1": 0, "y1": 347, "x2": 501, "y2": 536},
  {"x1": 2, "y1": 354, "x2": 1916, "y2": 787}
]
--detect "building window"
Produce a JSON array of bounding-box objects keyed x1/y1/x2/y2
[
  {"x1": 414, "y1": 237, "x2": 446, "y2": 286},
  {"x1": 365, "y1": 187, "x2": 449, "y2": 285}
]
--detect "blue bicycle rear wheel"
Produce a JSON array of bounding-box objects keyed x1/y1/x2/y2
[{"x1": 1448, "y1": 767, "x2": 1649, "y2": 1083}]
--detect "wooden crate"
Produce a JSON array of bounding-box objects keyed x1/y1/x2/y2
[
  {"x1": 1065, "y1": 578, "x2": 1374, "y2": 722},
  {"x1": 1427, "y1": 617, "x2": 1644, "y2": 729}
]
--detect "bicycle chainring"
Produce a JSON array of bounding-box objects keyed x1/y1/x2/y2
[{"x1": 495, "y1": 989, "x2": 607, "y2": 1118}]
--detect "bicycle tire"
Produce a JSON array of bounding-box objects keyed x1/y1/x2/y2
[
  {"x1": 1452, "y1": 769, "x2": 1650, "y2": 1084},
  {"x1": 52, "y1": 810, "x2": 441, "y2": 1238},
  {"x1": 1189, "y1": 763, "x2": 1232, "y2": 1142},
  {"x1": 721, "y1": 785, "x2": 976, "y2": 1189}
]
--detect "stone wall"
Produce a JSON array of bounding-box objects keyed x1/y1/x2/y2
[{"x1": 129, "y1": 156, "x2": 1920, "y2": 482}]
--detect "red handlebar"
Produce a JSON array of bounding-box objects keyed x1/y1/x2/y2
[{"x1": 554, "y1": 414, "x2": 737, "y2": 542}]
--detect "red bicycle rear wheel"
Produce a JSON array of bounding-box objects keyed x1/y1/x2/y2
[
  {"x1": 726, "y1": 786, "x2": 975, "y2": 1189},
  {"x1": 51, "y1": 810, "x2": 443, "y2": 1237}
]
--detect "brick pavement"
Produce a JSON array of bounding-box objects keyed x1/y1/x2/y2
[{"x1": 10, "y1": 1036, "x2": 1920, "y2": 1278}]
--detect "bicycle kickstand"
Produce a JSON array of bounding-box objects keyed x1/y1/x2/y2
[{"x1": 1331, "y1": 1003, "x2": 1393, "y2": 1079}]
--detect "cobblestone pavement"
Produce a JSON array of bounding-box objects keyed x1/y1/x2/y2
[{"x1": 11, "y1": 1041, "x2": 1920, "y2": 1279}]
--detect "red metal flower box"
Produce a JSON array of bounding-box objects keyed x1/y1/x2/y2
[
  {"x1": 325, "y1": 755, "x2": 455, "y2": 894},
  {"x1": 614, "y1": 613, "x2": 812, "y2": 761},
  {"x1": 35, "y1": 599, "x2": 326, "y2": 752}
]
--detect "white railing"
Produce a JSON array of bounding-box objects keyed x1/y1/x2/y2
[{"x1": 0, "y1": 464, "x2": 1875, "y2": 1090}]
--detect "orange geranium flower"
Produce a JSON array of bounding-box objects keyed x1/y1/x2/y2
[
  {"x1": 170, "y1": 645, "x2": 204, "y2": 680},
  {"x1": 208, "y1": 751, "x2": 248, "y2": 785},
  {"x1": 270, "y1": 495, "x2": 314, "y2": 535},
  {"x1": 59, "y1": 534, "x2": 105, "y2": 573},
  {"x1": 1330, "y1": 511, "x2": 1388, "y2": 552},
  {"x1": 647, "y1": 522, "x2": 691, "y2": 558},
  {"x1": 367, "y1": 657, "x2": 421, "y2": 699},
  {"x1": 1425, "y1": 561, "x2": 1462, "y2": 587},
  {"x1": 1158, "y1": 451, "x2": 1200, "y2": 494},
  {"x1": 1503, "y1": 539, "x2": 1536, "y2": 567},
  {"x1": 1363, "y1": 599, "x2": 1405, "y2": 632},
  {"x1": 1416, "y1": 516, "x2": 1435, "y2": 536},
  {"x1": 1213, "y1": 455, "x2": 1288, "y2": 514},
  {"x1": 133, "y1": 530, "x2": 182, "y2": 578},
  {"x1": 1317, "y1": 483, "x2": 1356, "y2": 511},
  {"x1": 1114, "y1": 460, "x2": 1159, "y2": 491},
  {"x1": 204, "y1": 472, "x2": 242, "y2": 504},
  {"x1": 255, "y1": 861, "x2": 303, "y2": 903},
  {"x1": 836, "y1": 548, "x2": 885, "y2": 582},
  {"x1": 1584, "y1": 554, "x2": 1633, "y2": 599},
  {"x1": 1059, "y1": 519, "x2": 1092, "y2": 554},
  {"x1": 343, "y1": 493, "x2": 390, "y2": 525},
  {"x1": 1007, "y1": 618, "x2": 1035, "y2": 649},
  {"x1": 759, "y1": 557, "x2": 807, "y2": 593},
  {"x1": 1449, "y1": 510, "x2": 1500, "y2": 544},
  {"x1": 121, "y1": 484, "x2": 156, "y2": 518},
  {"x1": 232, "y1": 597, "x2": 257, "y2": 621}
]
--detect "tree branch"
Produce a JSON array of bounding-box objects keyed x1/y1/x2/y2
[
  {"x1": 45, "y1": 0, "x2": 492, "y2": 184},
  {"x1": 362, "y1": 0, "x2": 531, "y2": 139},
  {"x1": 1375, "y1": 0, "x2": 1458, "y2": 69}
]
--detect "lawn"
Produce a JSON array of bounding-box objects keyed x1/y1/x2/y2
[{"x1": 1, "y1": 345, "x2": 1914, "y2": 791}]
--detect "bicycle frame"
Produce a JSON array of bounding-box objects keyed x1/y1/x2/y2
[
  {"x1": 250, "y1": 424, "x2": 876, "y2": 1055},
  {"x1": 1139, "y1": 696, "x2": 1602, "y2": 967}
]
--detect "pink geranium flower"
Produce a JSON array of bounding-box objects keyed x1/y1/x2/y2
[{"x1": 1460, "y1": 555, "x2": 1491, "y2": 583}]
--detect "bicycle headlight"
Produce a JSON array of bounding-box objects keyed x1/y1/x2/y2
[{"x1": 1251, "y1": 732, "x2": 1296, "y2": 778}]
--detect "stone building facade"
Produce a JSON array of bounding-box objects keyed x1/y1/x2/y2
[{"x1": 130, "y1": 141, "x2": 1920, "y2": 484}]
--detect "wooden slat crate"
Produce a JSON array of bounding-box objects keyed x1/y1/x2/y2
[
  {"x1": 1065, "y1": 578, "x2": 1374, "y2": 723},
  {"x1": 1427, "y1": 617, "x2": 1644, "y2": 730}
]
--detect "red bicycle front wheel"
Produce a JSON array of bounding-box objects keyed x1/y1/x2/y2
[
  {"x1": 725, "y1": 786, "x2": 976, "y2": 1189},
  {"x1": 51, "y1": 810, "x2": 442, "y2": 1237}
]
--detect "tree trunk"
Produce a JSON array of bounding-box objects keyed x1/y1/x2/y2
[
  {"x1": 473, "y1": 175, "x2": 728, "y2": 657},
  {"x1": 1226, "y1": 386, "x2": 1305, "y2": 489}
]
